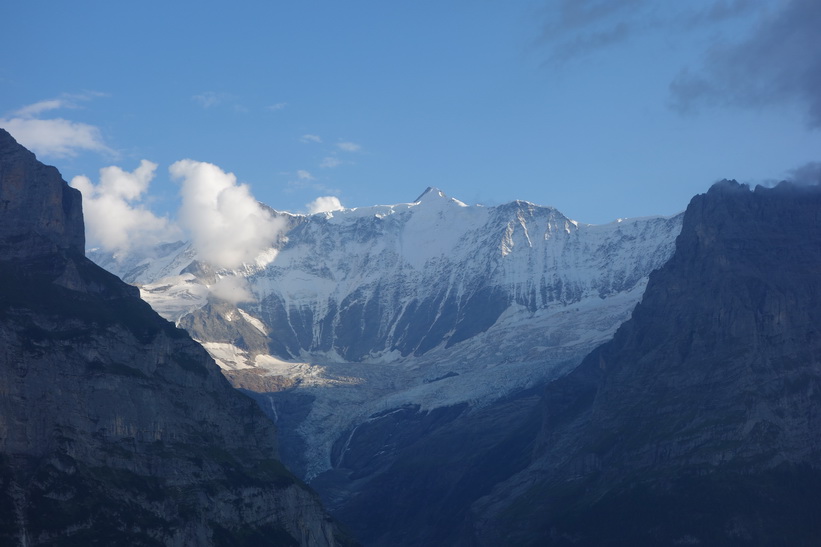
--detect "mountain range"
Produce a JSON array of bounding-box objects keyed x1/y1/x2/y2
[
  {"x1": 90, "y1": 187, "x2": 683, "y2": 486},
  {"x1": 4, "y1": 122, "x2": 820, "y2": 545}
]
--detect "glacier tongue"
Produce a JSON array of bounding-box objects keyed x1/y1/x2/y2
[{"x1": 90, "y1": 192, "x2": 683, "y2": 479}]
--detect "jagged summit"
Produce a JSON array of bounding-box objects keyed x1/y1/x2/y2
[
  {"x1": 413, "y1": 186, "x2": 447, "y2": 202},
  {"x1": 412, "y1": 186, "x2": 467, "y2": 207}
]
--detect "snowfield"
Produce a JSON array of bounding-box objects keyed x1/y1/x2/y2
[{"x1": 90, "y1": 188, "x2": 683, "y2": 479}]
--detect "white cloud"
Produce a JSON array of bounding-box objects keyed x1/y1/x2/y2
[
  {"x1": 267, "y1": 102, "x2": 288, "y2": 111},
  {"x1": 170, "y1": 159, "x2": 285, "y2": 269},
  {"x1": 306, "y1": 196, "x2": 344, "y2": 214},
  {"x1": 2, "y1": 118, "x2": 113, "y2": 158},
  {"x1": 320, "y1": 156, "x2": 342, "y2": 168},
  {"x1": 336, "y1": 141, "x2": 361, "y2": 152},
  {"x1": 297, "y1": 169, "x2": 314, "y2": 180},
  {"x1": 1, "y1": 94, "x2": 114, "y2": 158},
  {"x1": 70, "y1": 160, "x2": 180, "y2": 255},
  {"x1": 209, "y1": 276, "x2": 254, "y2": 303},
  {"x1": 300, "y1": 134, "x2": 323, "y2": 143}
]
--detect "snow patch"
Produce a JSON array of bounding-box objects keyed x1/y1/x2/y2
[
  {"x1": 200, "y1": 342, "x2": 254, "y2": 370},
  {"x1": 238, "y1": 309, "x2": 267, "y2": 334}
]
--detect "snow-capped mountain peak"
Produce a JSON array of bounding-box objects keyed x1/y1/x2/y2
[
  {"x1": 89, "y1": 189, "x2": 684, "y2": 479},
  {"x1": 413, "y1": 186, "x2": 467, "y2": 207}
]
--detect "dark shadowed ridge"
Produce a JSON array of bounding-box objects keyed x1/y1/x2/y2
[
  {"x1": 307, "y1": 179, "x2": 821, "y2": 546},
  {"x1": 0, "y1": 128, "x2": 355, "y2": 546},
  {"x1": 469, "y1": 179, "x2": 821, "y2": 545}
]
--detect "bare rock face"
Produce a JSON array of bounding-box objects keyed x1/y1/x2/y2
[
  {"x1": 0, "y1": 129, "x2": 84, "y2": 260},
  {"x1": 0, "y1": 129, "x2": 348, "y2": 545},
  {"x1": 470, "y1": 181, "x2": 821, "y2": 545}
]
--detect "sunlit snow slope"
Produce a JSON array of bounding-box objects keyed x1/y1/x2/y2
[{"x1": 90, "y1": 188, "x2": 683, "y2": 478}]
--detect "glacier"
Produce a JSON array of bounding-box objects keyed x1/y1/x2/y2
[{"x1": 90, "y1": 187, "x2": 683, "y2": 479}]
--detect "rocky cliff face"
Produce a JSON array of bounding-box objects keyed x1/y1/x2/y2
[
  {"x1": 468, "y1": 181, "x2": 821, "y2": 545},
  {"x1": 0, "y1": 131, "x2": 84, "y2": 260},
  {"x1": 0, "y1": 129, "x2": 347, "y2": 546}
]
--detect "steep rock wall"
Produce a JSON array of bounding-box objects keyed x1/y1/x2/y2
[{"x1": 0, "y1": 129, "x2": 347, "y2": 546}]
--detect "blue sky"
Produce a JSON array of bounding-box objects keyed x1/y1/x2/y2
[{"x1": 2, "y1": 0, "x2": 820, "y2": 246}]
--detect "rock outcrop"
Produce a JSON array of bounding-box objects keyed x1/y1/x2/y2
[
  {"x1": 0, "y1": 131, "x2": 84, "y2": 260},
  {"x1": 469, "y1": 181, "x2": 821, "y2": 545},
  {"x1": 0, "y1": 129, "x2": 348, "y2": 546},
  {"x1": 316, "y1": 180, "x2": 821, "y2": 546}
]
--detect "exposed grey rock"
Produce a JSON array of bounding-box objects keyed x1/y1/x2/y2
[
  {"x1": 309, "y1": 180, "x2": 821, "y2": 546},
  {"x1": 0, "y1": 129, "x2": 349, "y2": 546},
  {"x1": 0, "y1": 129, "x2": 84, "y2": 260},
  {"x1": 469, "y1": 181, "x2": 821, "y2": 545}
]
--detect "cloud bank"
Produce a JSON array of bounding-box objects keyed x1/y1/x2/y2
[
  {"x1": 537, "y1": 1, "x2": 821, "y2": 128},
  {"x1": 670, "y1": 0, "x2": 821, "y2": 128},
  {"x1": 70, "y1": 161, "x2": 180, "y2": 255},
  {"x1": 170, "y1": 159, "x2": 285, "y2": 269},
  {"x1": 786, "y1": 162, "x2": 821, "y2": 186}
]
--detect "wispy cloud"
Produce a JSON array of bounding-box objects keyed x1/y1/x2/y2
[
  {"x1": 536, "y1": 0, "x2": 765, "y2": 63},
  {"x1": 319, "y1": 156, "x2": 342, "y2": 169},
  {"x1": 683, "y1": 0, "x2": 761, "y2": 27},
  {"x1": 336, "y1": 141, "x2": 362, "y2": 152},
  {"x1": 192, "y1": 91, "x2": 230, "y2": 109},
  {"x1": 13, "y1": 99, "x2": 67, "y2": 118},
  {"x1": 70, "y1": 161, "x2": 180, "y2": 255},
  {"x1": 286, "y1": 174, "x2": 341, "y2": 196},
  {"x1": 536, "y1": 0, "x2": 647, "y2": 62},
  {"x1": 0, "y1": 93, "x2": 114, "y2": 158},
  {"x1": 300, "y1": 134, "x2": 322, "y2": 143},
  {"x1": 11, "y1": 92, "x2": 108, "y2": 117},
  {"x1": 267, "y1": 102, "x2": 288, "y2": 111},
  {"x1": 319, "y1": 141, "x2": 361, "y2": 169},
  {"x1": 192, "y1": 91, "x2": 250, "y2": 113}
]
